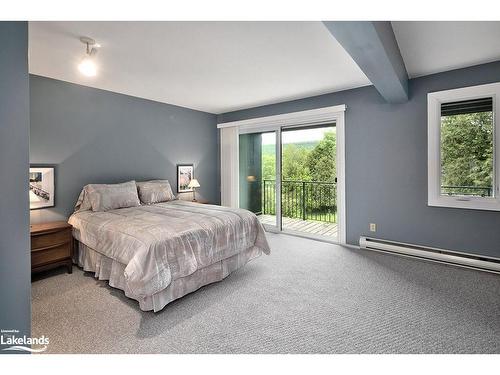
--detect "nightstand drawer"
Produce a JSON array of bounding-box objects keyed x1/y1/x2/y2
[
  {"x1": 31, "y1": 243, "x2": 71, "y2": 267},
  {"x1": 31, "y1": 229, "x2": 71, "y2": 250},
  {"x1": 30, "y1": 221, "x2": 73, "y2": 275}
]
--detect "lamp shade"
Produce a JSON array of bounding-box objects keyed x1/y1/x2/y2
[{"x1": 188, "y1": 179, "x2": 200, "y2": 188}]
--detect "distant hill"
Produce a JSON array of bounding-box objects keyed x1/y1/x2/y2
[{"x1": 262, "y1": 141, "x2": 317, "y2": 155}]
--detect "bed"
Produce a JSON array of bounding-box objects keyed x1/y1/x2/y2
[{"x1": 68, "y1": 181, "x2": 270, "y2": 312}]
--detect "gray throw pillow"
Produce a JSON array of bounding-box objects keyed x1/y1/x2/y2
[
  {"x1": 136, "y1": 180, "x2": 176, "y2": 204},
  {"x1": 85, "y1": 181, "x2": 141, "y2": 212}
]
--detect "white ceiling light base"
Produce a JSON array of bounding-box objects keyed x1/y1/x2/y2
[{"x1": 79, "y1": 36, "x2": 96, "y2": 46}]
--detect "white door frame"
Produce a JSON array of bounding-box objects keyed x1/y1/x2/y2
[{"x1": 218, "y1": 104, "x2": 347, "y2": 245}]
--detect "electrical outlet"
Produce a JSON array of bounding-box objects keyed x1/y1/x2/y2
[{"x1": 369, "y1": 223, "x2": 376, "y2": 232}]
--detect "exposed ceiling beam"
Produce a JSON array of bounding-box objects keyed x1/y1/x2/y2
[{"x1": 323, "y1": 21, "x2": 409, "y2": 103}]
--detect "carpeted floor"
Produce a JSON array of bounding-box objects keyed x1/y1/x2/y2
[{"x1": 31, "y1": 233, "x2": 500, "y2": 353}]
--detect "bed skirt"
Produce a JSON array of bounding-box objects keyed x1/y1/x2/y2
[{"x1": 75, "y1": 241, "x2": 263, "y2": 312}]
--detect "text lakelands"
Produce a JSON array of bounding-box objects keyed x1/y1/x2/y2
[{"x1": 1, "y1": 334, "x2": 49, "y2": 346}]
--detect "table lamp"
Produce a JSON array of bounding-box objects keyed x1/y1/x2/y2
[{"x1": 188, "y1": 179, "x2": 201, "y2": 201}]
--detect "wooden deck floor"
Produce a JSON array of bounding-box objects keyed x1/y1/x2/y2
[{"x1": 258, "y1": 214, "x2": 338, "y2": 238}]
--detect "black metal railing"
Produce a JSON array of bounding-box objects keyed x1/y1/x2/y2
[
  {"x1": 262, "y1": 180, "x2": 337, "y2": 223},
  {"x1": 261, "y1": 182, "x2": 494, "y2": 224},
  {"x1": 441, "y1": 185, "x2": 492, "y2": 197}
]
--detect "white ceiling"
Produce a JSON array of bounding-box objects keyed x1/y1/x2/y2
[
  {"x1": 29, "y1": 22, "x2": 500, "y2": 113},
  {"x1": 29, "y1": 21, "x2": 370, "y2": 114},
  {"x1": 392, "y1": 21, "x2": 500, "y2": 78}
]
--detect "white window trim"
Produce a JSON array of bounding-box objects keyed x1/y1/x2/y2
[
  {"x1": 218, "y1": 105, "x2": 347, "y2": 245},
  {"x1": 428, "y1": 82, "x2": 500, "y2": 211},
  {"x1": 217, "y1": 104, "x2": 346, "y2": 131}
]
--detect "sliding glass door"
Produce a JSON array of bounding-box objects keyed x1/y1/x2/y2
[
  {"x1": 238, "y1": 122, "x2": 340, "y2": 241},
  {"x1": 239, "y1": 131, "x2": 278, "y2": 230},
  {"x1": 281, "y1": 125, "x2": 338, "y2": 240}
]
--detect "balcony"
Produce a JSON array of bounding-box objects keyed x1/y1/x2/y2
[{"x1": 259, "y1": 179, "x2": 338, "y2": 238}]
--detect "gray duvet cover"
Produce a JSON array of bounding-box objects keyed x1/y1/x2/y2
[{"x1": 68, "y1": 200, "x2": 270, "y2": 298}]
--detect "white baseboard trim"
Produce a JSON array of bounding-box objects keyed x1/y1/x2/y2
[{"x1": 360, "y1": 236, "x2": 500, "y2": 274}]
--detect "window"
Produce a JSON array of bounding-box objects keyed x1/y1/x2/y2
[{"x1": 428, "y1": 82, "x2": 500, "y2": 211}]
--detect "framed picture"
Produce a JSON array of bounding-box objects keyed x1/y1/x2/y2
[
  {"x1": 29, "y1": 166, "x2": 55, "y2": 210},
  {"x1": 177, "y1": 164, "x2": 194, "y2": 193}
]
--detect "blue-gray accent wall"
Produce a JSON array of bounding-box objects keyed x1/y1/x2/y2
[
  {"x1": 30, "y1": 75, "x2": 219, "y2": 223},
  {"x1": 0, "y1": 22, "x2": 31, "y2": 351},
  {"x1": 218, "y1": 61, "x2": 500, "y2": 258}
]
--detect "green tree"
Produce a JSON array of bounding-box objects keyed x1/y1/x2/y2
[
  {"x1": 262, "y1": 153, "x2": 276, "y2": 180},
  {"x1": 306, "y1": 131, "x2": 336, "y2": 182},
  {"x1": 441, "y1": 112, "x2": 493, "y2": 194},
  {"x1": 281, "y1": 144, "x2": 311, "y2": 181}
]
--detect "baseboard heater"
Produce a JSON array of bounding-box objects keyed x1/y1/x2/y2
[{"x1": 359, "y1": 236, "x2": 500, "y2": 274}]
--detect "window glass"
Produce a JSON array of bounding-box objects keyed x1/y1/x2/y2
[{"x1": 440, "y1": 98, "x2": 494, "y2": 197}]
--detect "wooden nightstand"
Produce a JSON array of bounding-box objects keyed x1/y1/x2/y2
[{"x1": 30, "y1": 221, "x2": 73, "y2": 274}]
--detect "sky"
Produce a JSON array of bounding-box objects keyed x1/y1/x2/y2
[{"x1": 261, "y1": 126, "x2": 335, "y2": 145}]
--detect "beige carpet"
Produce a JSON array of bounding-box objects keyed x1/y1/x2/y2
[{"x1": 31, "y1": 233, "x2": 500, "y2": 353}]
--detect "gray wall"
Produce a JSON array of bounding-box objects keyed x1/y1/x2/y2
[
  {"x1": 30, "y1": 75, "x2": 219, "y2": 223},
  {"x1": 218, "y1": 61, "x2": 500, "y2": 258},
  {"x1": 0, "y1": 22, "x2": 31, "y2": 350}
]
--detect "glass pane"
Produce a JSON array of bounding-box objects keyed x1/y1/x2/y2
[
  {"x1": 239, "y1": 131, "x2": 276, "y2": 227},
  {"x1": 281, "y1": 125, "x2": 337, "y2": 239},
  {"x1": 440, "y1": 99, "x2": 494, "y2": 197}
]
